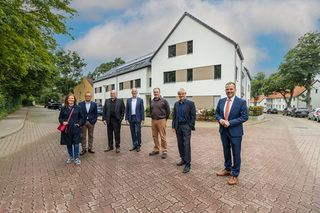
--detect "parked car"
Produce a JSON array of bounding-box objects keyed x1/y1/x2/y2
[
  {"x1": 291, "y1": 108, "x2": 309, "y2": 118},
  {"x1": 267, "y1": 108, "x2": 278, "y2": 114},
  {"x1": 282, "y1": 107, "x2": 295, "y2": 116},
  {"x1": 47, "y1": 102, "x2": 62, "y2": 110},
  {"x1": 263, "y1": 108, "x2": 269, "y2": 113},
  {"x1": 308, "y1": 108, "x2": 320, "y2": 121},
  {"x1": 97, "y1": 103, "x2": 103, "y2": 115},
  {"x1": 271, "y1": 108, "x2": 278, "y2": 114}
]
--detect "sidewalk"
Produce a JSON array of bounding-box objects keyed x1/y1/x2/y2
[{"x1": 0, "y1": 107, "x2": 28, "y2": 139}]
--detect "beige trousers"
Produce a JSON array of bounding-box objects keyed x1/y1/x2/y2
[
  {"x1": 81, "y1": 121, "x2": 95, "y2": 150},
  {"x1": 151, "y1": 119, "x2": 167, "y2": 153}
]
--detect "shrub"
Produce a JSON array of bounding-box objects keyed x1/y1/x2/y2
[
  {"x1": 248, "y1": 106, "x2": 264, "y2": 116},
  {"x1": 196, "y1": 108, "x2": 216, "y2": 121},
  {"x1": 145, "y1": 105, "x2": 151, "y2": 117}
]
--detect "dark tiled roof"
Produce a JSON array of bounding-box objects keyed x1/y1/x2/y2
[
  {"x1": 83, "y1": 77, "x2": 93, "y2": 86},
  {"x1": 93, "y1": 53, "x2": 153, "y2": 83},
  {"x1": 150, "y1": 12, "x2": 244, "y2": 61},
  {"x1": 244, "y1": 67, "x2": 251, "y2": 80}
]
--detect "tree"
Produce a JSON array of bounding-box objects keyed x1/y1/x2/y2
[
  {"x1": 88, "y1": 58, "x2": 125, "y2": 80},
  {"x1": 0, "y1": 0, "x2": 76, "y2": 102},
  {"x1": 283, "y1": 32, "x2": 320, "y2": 109},
  {"x1": 262, "y1": 70, "x2": 296, "y2": 108},
  {"x1": 250, "y1": 72, "x2": 265, "y2": 106},
  {"x1": 54, "y1": 50, "x2": 87, "y2": 96}
]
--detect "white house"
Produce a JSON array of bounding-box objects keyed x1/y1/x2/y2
[
  {"x1": 93, "y1": 12, "x2": 251, "y2": 109},
  {"x1": 265, "y1": 80, "x2": 320, "y2": 110},
  {"x1": 250, "y1": 95, "x2": 267, "y2": 107},
  {"x1": 93, "y1": 54, "x2": 152, "y2": 106},
  {"x1": 150, "y1": 12, "x2": 251, "y2": 108}
]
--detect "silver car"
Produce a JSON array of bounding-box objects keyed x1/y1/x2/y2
[{"x1": 308, "y1": 108, "x2": 319, "y2": 120}]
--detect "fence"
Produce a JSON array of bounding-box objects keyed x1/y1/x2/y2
[{"x1": 0, "y1": 95, "x2": 22, "y2": 118}]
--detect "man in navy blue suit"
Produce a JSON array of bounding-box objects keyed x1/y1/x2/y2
[
  {"x1": 215, "y1": 82, "x2": 248, "y2": 185},
  {"x1": 125, "y1": 88, "x2": 145, "y2": 152},
  {"x1": 79, "y1": 91, "x2": 98, "y2": 155},
  {"x1": 172, "y1": 88, "x2": 196, "y2": 174}
]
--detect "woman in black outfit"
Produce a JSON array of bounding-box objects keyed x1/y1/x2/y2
[{"x1": 58, "y1": 94, "x2": 85, "y2": 165}]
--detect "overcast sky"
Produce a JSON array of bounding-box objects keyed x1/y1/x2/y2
[{"x1": 56, "y1": 0, "x2": 320, "y2": 76}]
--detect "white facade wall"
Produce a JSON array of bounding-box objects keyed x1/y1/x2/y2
[
  {"x1": 250, "y1": 98, "x2": 266, "y2": 107},
  {"x1": 151, "y1": 15, "x2": 249, "y2": 107},
  {"x1": 310, "y1": 81, "x2": 320, "y2": 108},
  {"x1": 93, "y1": 67, "x2": 151, "y2": 106}
]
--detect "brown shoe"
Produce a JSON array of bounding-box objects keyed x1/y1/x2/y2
[
  {"x1": 116, "y1": 148, "x2": 120, "y2": 153},
  {"x1": 104, "y1": 147, "x2": 114, "y2": 152},
  {"x1": 216, "y1": 170, "x2": 232, "y2": 176},
  {"x1": 228, "y1": 176, "x2": 239, "y2": 185},
  {"x1": 88, "y1": 149, "x2": 95, "y2": 153},
  {"x1": 80, "y1": 150, "x2": 87, "y2": 156}
]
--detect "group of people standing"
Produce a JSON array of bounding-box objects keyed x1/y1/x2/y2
[{"x1": 58, "y1": 82, "x2": 248, "y2": 184}]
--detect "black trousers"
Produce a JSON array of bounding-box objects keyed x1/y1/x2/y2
[
  {"x1": 107, "y1": 117, "x2": 121, "y2": 148},
  {"x1": 176, "y1": 123, "x2": 191, "y2": 164}
]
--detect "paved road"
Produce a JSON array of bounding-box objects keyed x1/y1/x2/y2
[{"x1": 0, "y1": 107, "x2": 319, "y2": 212}]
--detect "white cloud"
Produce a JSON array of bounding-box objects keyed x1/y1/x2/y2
[
  {"x1": 66, "y1": 0, "x2": 320, "y2": 74},
  {"x1": 71, "y1": 0, "x2": 135, "y2": 12}
]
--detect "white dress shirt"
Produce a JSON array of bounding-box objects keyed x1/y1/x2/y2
[
  {"x1": 85, "y1": 102, "x2": 91, "y2": 119},
  {"x1": 223, "y1": 96, "x2": 235, "y2": 118},
  {"x1": 131, "y1": 98, "x2": 137, "y2": 115}
]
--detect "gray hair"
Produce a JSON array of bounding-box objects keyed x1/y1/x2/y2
[
  {"x1": 177, "y1": 88, "x2": 186, "y2": 94},
  {"x1": 225, "y1": 82, "x2": 236, "y2": 88}
]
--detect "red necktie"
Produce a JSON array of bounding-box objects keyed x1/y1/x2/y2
[{"x1": 225, "y1": 99, "x2": 231, "y2": 121}]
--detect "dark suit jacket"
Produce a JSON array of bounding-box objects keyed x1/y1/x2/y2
[
  {"x1": 172, "y1": 99, "x2": 196, "y2": 131},
  {"x1": 125, "y1": 97, "x2": 145, "y2": 123},
  {"x1": 215, "y1": 96, "x2": 248, "y2": 137},
  {"x1": 79, "y1": 101, "x2": 98, "y2": 124},
  {"x1": 102, "y1": 98, "x2": 125, "y2": 124},
  {"x1": 58, "y1": 105, "x2": 85, "y2": 145}
]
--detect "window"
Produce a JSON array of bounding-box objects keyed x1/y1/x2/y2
[
  {"x1": 149, "y1": 78, "x2": 152, "y2": 87},
  {"x1": 94, "y1": 87, "x2": 102, "y2": 93},
  {"x1": 130, "y1": 80, "x2": 133, "y2": 89},
  {"x1": 214, "y1": 65, "x2": 221, "y2": 79},
  {"x1": 187, "y1": 40, "x2": 193, "y2": 54},
  {"x1": 316, "y1": 89, "x2": 318, "y2": 94},
  {"x1": 187, "y1": 69, "x2": 193, "y2": 82},
  {"x1": 168, "y1": 45, "x2": 176, "y2": 57},
  {"x1": 83, "y1": 84, "x2": 85, "y2": 88},
  {"x1": 135, "y1": 79, "x2": 141, "y2": 88},
  {"x1": 106, "y1": 86, "x2": 108, "y2": 92},
  {"x1": 78, "y1": 91, "x2": 81, "y2": 96},
  {"x1": 111, "y1": 84, "x2": 115, "y2": 90},
  {"x1": 119, "y1": 82, "x2": 123, "y2": 90},
  {"x1": 164, "y1": 71, "x2": 176, "y2": 83}
]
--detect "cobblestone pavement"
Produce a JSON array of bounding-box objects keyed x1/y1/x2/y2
[{"x1": 0, "y1": 107, "x2": 319, "y2": 212}]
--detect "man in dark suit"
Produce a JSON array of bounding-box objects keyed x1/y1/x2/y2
[
  {"x1": 125, "y1": 88, "x2": 145, "y2": 152},
  {"x1": 215, "y1": 82, "x2": 248, "y2": 185},
  {"x1": 172, "y1": 88, "x2": 196, "y2": 173},
  {"x1": 79, "y1": 91, "x2": 98, "y2": 155},
  {"x1": 102, "y1": 90, "x2": 125, "y2": 153}
]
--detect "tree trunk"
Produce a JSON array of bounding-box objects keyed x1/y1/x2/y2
[{"x1": 306, "y1": 88, "x2": 311, "y2": 110}]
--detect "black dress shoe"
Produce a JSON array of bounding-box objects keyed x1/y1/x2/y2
[
  {"x1": 183, "y1": 164, "x2": 191, "y2": 173},
  {"x1": 176, "y1": 160, "x2": 185, "y2": 166},
  {"x1": 136, "y1": 147, "x2": 141, "y2": 152},
  {"x1": 129, "y1": 147, "x2": 137, "y2": 151},
  {"x1": 161, "y1": 153, "x2": 167, "y2": 159},
  {"x1": 149, "y1": 151, "x2": 159, "y2": 156}
]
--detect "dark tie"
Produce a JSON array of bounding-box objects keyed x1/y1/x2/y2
[{"x1": 225, "y1": 99, "x2": 231, "y2": 121}]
